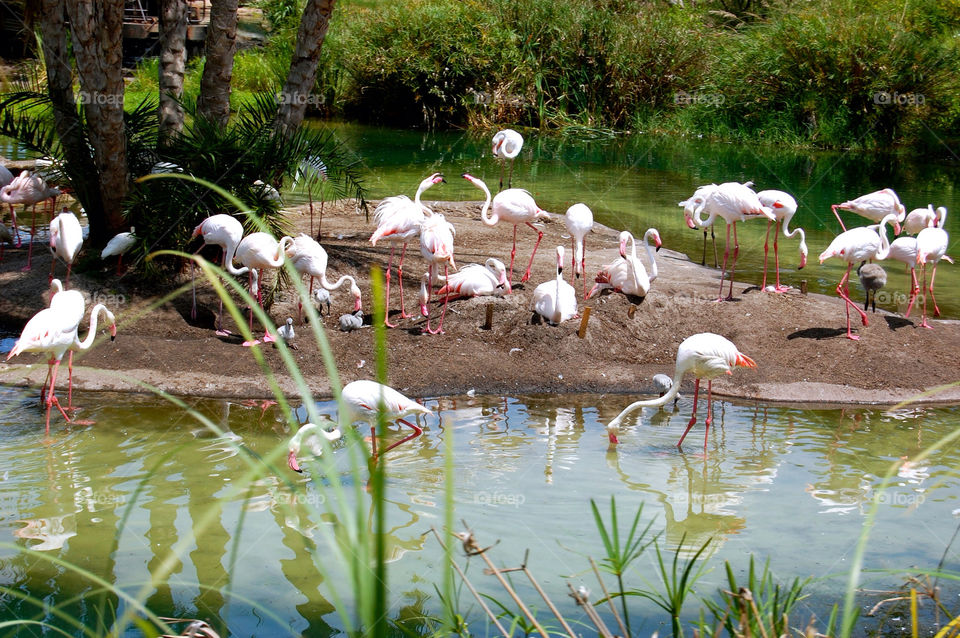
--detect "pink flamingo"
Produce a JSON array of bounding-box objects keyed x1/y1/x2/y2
[
  {"x1": 831, "y1": 188, "x2": 906, "y2": 235},
  {"x1": 100, "y1": 227, "x2": 136, "y2": 275},
  {"x1": 587, "y1": 229, "x2": 661, "y2": 301},
  {"x1": 49, "y1": 208, "x2": 83, "y2": 286},
  {"x1": 687, "y1": 182, "x2": 775, "y2": 300},
  {"x1": 285, "y1": 233, "x2": 362, "y2": 322},
  {"x1": 531, "y1": 246, "x2": 578, "y2": 325},
  {"x1": 191, "y1": 214, "x2": 250, "y2": 335},
  {"x1": 564, "y1": 203, "x2": 594, "y2": 296},
  {"x1": 235, "y1": 232, "x2": 295, "y2": 346},
  {"x1": 370, "y1": 173, "x2": 445, "y2": 327},
  {"x1": 492, "y1": 128, "x2": 524, "y2": 190},
  {"x1": 436, "y1": 258, "x2": 510, "y2": 299},
  {"x1": 883, "y1": 236, "x2": 921, "y2": 317},
  {"x1": 419, "y1": 212, "x2": 457, "y2": 334},
  {"x1": 605, "y1": 333, "x2": 757, "y2": 453},
  {"x1": 0, "y1": 171, "x2": 60, "y2": 269},
  {"x1": 818, "y1": 213, "x2": 897, "y2": 340},
  {"x1": 903, "y1": 205, "x2": 937, "y2": 235},
  {"x1": 679, "y1": 184, "x2": 719, "y2": 267},
  {"x1": 915, "y1": 207, "x2": 951, "y2": 329},
  {"x1": 340, "y1": 380, "x2": 431, "y2": 463},
  {"x1": 755, "y1": 190, "x2": 808, "y2": 292},
  {"x1": 461, "y1": 173, "x2": 551, "y2": 284}
]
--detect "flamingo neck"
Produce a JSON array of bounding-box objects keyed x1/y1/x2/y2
[
  {"x1": 875, "y1": 215, "x2": 895, "y2": 260},
  {"x1": 320, "y1": 273, "x2": 355, "y2": 292},
  {"x1": 75, "y1": 304, "x2": 114, "y2": 351},
  {"x1": 223, "y1": 238, "x2": 249, "y2": 276},
  {"x1": 607, "y1": 370, "x2": 683, "y2": 430},
  {"x1": 477, "y1": 180, "x2": 495, "y2": 226},
  {"x1": 643, "y1": 234, "x2": 659, "y2": 281}
]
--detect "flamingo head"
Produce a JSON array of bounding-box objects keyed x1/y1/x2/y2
[
  {"x1": 287, "y1": 449, "x2": 302, "y2": 473},
  {"x1": 487, "y1": 258, "x2": 511, "y2": 293},
  {"x1": 191, "y1": 222, "x2": 204, "y2": 238},
  {"x1": 461, "y1": 173, "x2": 475, "y2": 184},
  {"x1": 649, "y1": 229, "x2": 663, "y2": 251},
  {"x1": 618, "y1": 231, "x2": 631, "y2": 258},
  {"x1": 351, "y1": 283, "x2": 363, "y2": 312},
  {"x1": 798, "y1": 241, "x2": 808, "y2": 269},
  {"x1": 606, "y1": 420, "x2": 620, "y2": 445},
  {"x1": 492, "y1": 133, "x2": 504, "y2": 156},
  {"x1": 555, "y1": 245, "x2": 565, "y2": 274},
  {"x1": 430, "y1": 172, "x2": 445, "y2": 185}
]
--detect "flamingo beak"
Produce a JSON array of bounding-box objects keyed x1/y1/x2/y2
[
  {"x1": 608, "y1": 431, "x2": 619, "y2": 445},
  {"x1": 893, "y1": 221, "x2": 902, "y2": 236},
  {"x1": 287, "y1": 450, "x2": 302, "y2": 473},
  {"x1": 685, "y1": 213, "x2": 697, "y2": 230},
  {"x1": 799, "y1": 253, "x2": 807, "y2": 269},
  {"x1": 109, "y1": 324, "x2": 117, "y2": 341},
  {"x1": 354, "y1": 296, "x2": 362, "y2": 312}
]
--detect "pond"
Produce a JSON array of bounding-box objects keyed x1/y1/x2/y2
[
  {"x1": 297, "y1": 123, "x2": 960, "y2": 319},
  {"x1": 0, "y1": 385, "x2": 956, "y2": 636}
]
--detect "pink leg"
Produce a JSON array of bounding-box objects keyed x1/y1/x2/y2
[
  {"x1": 726, "y1": 222, "x2": 739, "y2": 300},
  {"x1": 521, "y1": 222, "x2": 544, "y2": 283},
  {"x1": 398, "y1": 243, "x2": 411, "y2": 318},
  {"x1": 260, "y1": 269, "x2": 276, "y2": 343},
  {"x1": 581, "y1": 240, "x2": 588, "y2": 298},
  {"x1": 508, "y1": 226, "x2": 518, "y2": 283},
  {"x1": 904, "y1": 267, "x2": 919, "y2": 318},
  {"x1": 65, "y1": 261, "x2": 73, "y2": 288},
  {"x1": 384, "y1": 245, "x2": 397, "y2": 327},
  {"x1": 380, "y1": 417, "x2": 425, "y2": 455},
  {"x1": 23, "y1": 204, "x2": 36, "y2": 271},
  {"x1": 831, "y1": 205, "x2": 848, "y2": 232},
  {"x1": 761, "y1": 221, "x2": 772, "y2": 290},
  {"x1": 45, "y1": 358, "x2": 72, "y2": 437},
  {"x1": 836, "y1": 264, "x2": 868, "y2": 339},
  {"x1": 703, "y1": 380, "x2": 714, "y2": 453},
  {"x1": 570, "y1": 237, "x2": 577, "y2": 286},
  {"x1": 773, "y1": 222, "x2": 789, "y2": 292},
  {"x1": 67, "y1": 350, "x2": 74, "y2": 409},
  {"x1": 243, "y1": 270, "x2": 261, "y2": 346},
  {"x1": 115, "y1": 254, "x2": 123, "y2": 276},
  {"x1": 716, "y1": 224, "x2": 731, "y2": 301},
  {"x1": 919, "y1": 264, "x2": 932, "y2": 329},
  {"x1": 929, "y1": 263, "x2": 941, "y2": 317},
  {"x1": 677, "y1": 378, "x2": 701, "y2": 448}
]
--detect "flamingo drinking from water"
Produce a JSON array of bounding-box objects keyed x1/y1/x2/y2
[
  {"x1": 287, "y1": 421, "x2": 343, "y2": 472},
  {"x1": 338, "y1": 380, "x2": 432, "y2": 462}
]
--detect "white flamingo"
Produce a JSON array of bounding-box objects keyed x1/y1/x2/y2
[
  {"x1": 419, "y1": 212, "x2": 457, "y2": 334},
  {"x1": 100, "y1": 227, "x2": 136, "y2": 275},
  {"x1": 492, "y1": 128, "x2": 523, "y2": 190},
  {"x1": 755, "y1": 190, "x2": 808, "y2": 292},
  {"x1": 832, "y1": 188, "x2": 906, "y2": 234},
  {"x1": 605, "y1": 333, "x2": 757, "y2": 452},
  {"x1": 461, "y1": 173, "x2": 551, "y2": 284},
  {"x1": 587, "y1": 229, "x2": 661, "y2": 300},
  {"x1": 679, "y1": 183, "x2": 719, "y2": 267},
  {"x1": 285, "y1": 233, "x2": 362, "y2": 323},
  {"x1": 915, "y1": 206, "x2": 951, "y2": 329},
  {"x1": 370, "y1": 172, "x2": 445, "y2": 327},
  {"x1": 287, "y1": 421, "x2": 343, "y2": 472},
  {"x1": 564, "y1": 203, "x2": 594, "y2": 295},
  {"x1": 903, "y1": 205, "x2": 937, "y2": 235},
  {"x1": 532, "y1": 246, "x2": 578, "y2": 324},
  {"x1": 191, "y1": 214, "x2": 250, "y2": 335},
  {"x1": 235, "y1": 232, "x2": 295, "y2": 346},
  {"x1": 340, "y1": 380, "x2": 432, "y2": 461},
  {"x1": 49, "y1": 208, "x2": 83, "y2": 286},
  {"x1": 818, "y1": 213, "x2": 897, "y2": 340},
  {"x1": 883, "y1": 236, "x2": 921, "y2": 317},
  {"x1": 436, "y1": 258, "x2": 510, "y2": 299},
  {"x1": 1, "y1": 170, "x2": 61, "y2": 268}
]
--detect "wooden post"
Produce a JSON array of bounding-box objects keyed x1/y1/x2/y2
[
  {"x1": 800, "y1": 279, "x2": 808, "y2": 295},
  {"x1": 577, "y1": 307, "x2": 592, "y2": 338},
  {"x1": 482, "y1": 302, "x2": 494, "y2": 330}
]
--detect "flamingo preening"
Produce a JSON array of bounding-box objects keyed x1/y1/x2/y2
[
  {"x1": 461, "y1": 173, "x2": 551, "y2": 284},
  {"x1": 531, "y1": 246, "x2": 578, "y2": 325},
  {"x1": 49, "y1": 208, "x2": 83, "y2": 286},
  {"x1": 587, "y1": 229, "x2": 661, "y2": 301},
  {"x1": 370, "y1": 172, "x2": 445, "y2": 327},
  {"x1": 418, "y1": 211, "x2": 457, "y2": 334},
  {"x1": 564, "y1": 203, "x2": 593, "y2": 296},
  {"x1": 285, "y1": 233, "x2": 362, "y2": 323},
  {"x1": 915, "y1": 206, "x2": 951, "y2": 329},
  {"x1": 605, "y1": 333, "x2": 756, "y2": 453},
  {"x1": 903, "y1": 205, "x2": 937, "y2": 235},
  {"x1": 755, "y1": 190, "x2": 807, "y2": 292},
  {"x1": 818, "y1": 213, "x2": 897, "y2": 340},
  {"x1": 191, "y1": 214, "x2": 249, "y2": 335},
  {"x1": 492, "y1": 128, "x2": 523, "y2": 190},
  {"x1": 831, "y1": 188, "x2": 906, "y2": 234},
  {"x1": 235, "y1": 232, "x2": 295, "y2": 346}
]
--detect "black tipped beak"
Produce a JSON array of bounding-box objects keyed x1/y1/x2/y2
[
  {"x1": 110, "y1": 335, "x2": 116, "y2": 342},
  {"x1": 558, "y1": 266, "x2": 564, "y2": 275},
  {"x1": 575, "y1": 272, "x2": 580, "y2": 279},
  {"x1": 496, "y1": 283, "x2": 504, "y2": 289},
  {"x1": 656, "y1": 245, "x2": 662, "y2": 252}
]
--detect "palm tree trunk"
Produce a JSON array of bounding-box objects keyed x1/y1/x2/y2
[
  {"x1": 63, "y1": 0, "x2": 128, "y2": 243},
  {"x1": 197, "y1": 0, "x2": 238, "y2": 128},
  {"x1": 158, "y1": 0, "x2": 188, "y2": 143},
  {"x1": 275, "y1": 0, "x2": 337, "y2": 137}
]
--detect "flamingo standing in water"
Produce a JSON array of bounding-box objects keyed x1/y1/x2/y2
[
  {"x1": 587, "y1": 229, "x2": 661, "y2": 301},
  {"x1": 818, "y1": 213, "x2": 897, "y2": 340},
  {"x1": 339, "y1": 380, "x2": 432, "y2": 461},
  {"x1": 605, "y1": 333, "x2": 757, "y2": 453},
  {"x1": 531, "y1": 246, "x2": 578, "y2": 324},
  {"x1": 370, "y1": 173, "x2": 445, "y2": 327},
  {"x1": 461, "y1": 173, "x2": 551, "y2": 284},
  {"x1": 832, "y1": 188, "x2": 906, "y2": 234},
  {"x1": 492, "y1": 128, "x2": 523, "y2": 190},
  {"x1": 687, "y1": 182, "x2": 775, "y2": 300},
  {"x1": 235, "y1": 232, "x2": 295, "y2": 346},
  {"x1": 285, "y1": 233, "x2": 362, "y2": 322},
  {"x1": 49, "y1": 208, "x2": 83, "y2": 286},
  {"x1": 564, "y1": 203, "x2": 593, "y2": 295},
  {"x1": 0, "y1": 171, "x2": 60, "y2": 269},
  {"x1": 755, "y1": 190, "x2": 808, "y2": 292},
  {"x1": 100, "y1": 227, "x2": 136, "y2": 275},
  {"x1": 915, "y1": 207, "x2": 951, "y2": 329},
  {"x1": 191, "y1": 214, "x2": 249, "y2": 335},
  {"x1": 882, "y1": 236, "x2": 921, "y2": 317},
  {"x1": 419, "y1": 211, "x2": 457, "y2": 334},
  {"x1": 903, "y1": 205, "x2": 937, "y2": 235},
  {"x1": 436, "y1": 258, "x2": 510, "y2": 299},
  {"x1": 287, "y1": 421, "x2": 343, "y2": 472},
  {"x1": 679, "y1": 184, "x2": 720, "y2": 267}
]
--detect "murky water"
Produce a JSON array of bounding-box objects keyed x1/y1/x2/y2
[{"x1": 0, "y1": 386, "x2": 956, "y2": 636}]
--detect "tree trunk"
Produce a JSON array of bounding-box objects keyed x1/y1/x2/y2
[
  {"x1": 63, "y1": 0, "x2": 128, "y2": 244},
  {"x1": 276, "y1": 0, "x2": 337, "y2": 137},
  {"x1": 197, "y1": 0, "x2": 238, "y2": 128},
  {"x1": 39, "y1": 0, "x2": 105, "y2": 220},
  {"x1": 158, "y1": 0, "x2": 188, "y2": 144}
]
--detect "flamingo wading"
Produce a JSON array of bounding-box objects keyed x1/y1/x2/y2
[{"x1": 492, "y1": 129, "x2": 523, "y2": 190}]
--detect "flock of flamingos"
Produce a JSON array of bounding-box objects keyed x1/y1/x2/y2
[{"x1": 0, "y1": 129, "x2": 952, "y2": 469}]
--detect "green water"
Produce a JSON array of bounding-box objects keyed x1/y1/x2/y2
[
  {"x1": 297, "y1": 123, "x2": 960, "y2": 318},
  {"x1": 0, "y1": 385, "x2": 957, "y2": 636}
]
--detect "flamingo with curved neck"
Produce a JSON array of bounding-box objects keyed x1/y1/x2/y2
[
  {"x1": 236, "y1": 232, "x2": 295, "y2": 346},
  {"x1": 287, "y1": 422, "x2": 343, "y2": 472},
  {"x1": 915, "y1": 206, "x2": 951, "y2": 329},
  {"x1": 756, "y1": 190, "x2": 808, "y2": 292},
  {"x1": 286, "y1": 234, "x2": 362, "y2": 322}
]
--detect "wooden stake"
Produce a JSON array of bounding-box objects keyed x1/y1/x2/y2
[
  {"x1": 483, "y1": 302, "x2": 494, "y2": 330},
  {"x1": 578, "y1": 306, "x2": 592, "y2": 339},
  {"x1": 800, "y1": 279, "x2": 808, "y2": 295}
]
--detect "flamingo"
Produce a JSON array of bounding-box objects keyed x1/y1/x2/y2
[
  {"x1": 340, "y1": 380, "x2": 432, "y2": 461},
  {"x1": 688, "y1": 182, "x2": 775, "y2": 300},
  {"x1": 564, "y1": 203, "x2": 593, "y2": 295},
  {"x1": 755, "y1": 190, "x2": 808, "y2": 292},
  {"x1": 66, "y1": 303, "x2": 117, "y2": 412},
  {"x1": 818, "y1": 213, "x2": 897, "y2": 340},
  {"x1": 679, "y1": 184, "x2": 719, "y2": 267},
  {"x1": 903, "y1": 205, "x2": 937, "y2": 235},
  {"x1": 235, "y1": 232, "x2": 295, "y2": 346},
  {"x1": 531, "y1": 246, "x2": 578, "y2": 324},
  {"x1": 652, "y1": 373, "x2": 680, "y2": 408},
  {"x1": 419, "y1": 211, "x2": 457, "y2": 334},
  {"x1": 436, "y1": 258, "x2": 510, "y2": 299},
  {"x1": 0, "y1": 171, "x2": 61, "y2": 269},
  {"x1": 370, "y1": 172, "x2": 445, "y2": 327},
  {"x1": 49, "y1": 208, "x2": 83, "y2": 286},
  {"x1": 831, "y1": 188, "x2": 906, "y2": 234},
  {"x1": 605, "y1": 333, "x2": 757, "y2": 452},
  {"x1": 883, "y1": 236, "x2": 921, "y2": 317},
  {"x1": 492, "y1": 128, "x2": 523, "y2": 190},
  {"x1": 100, "y1": 227, "x2": 136, "y2": 275},
  {"x1": 285, "y1": 233, "x2": 362, "y2": 323},
  {"x1": 253, "y1": 179, "x2": 282, "y2": 205},
  {"x1": 587, "y1": 229, "x2": 661, "y2": 301},
  {"x1": 191, "y1": 213, "x2": 250, "y2": 335},
  {"x1": 857, "y1": 263, "x2": 887, "y2": 313},
  {"x1": 277, "y1": 317, "x2": 295, "y2": 341},
  {"x1": 915, "y1": 206, "x2": 951, "y2": 329},
  {"x1": 287, "y1": 421, "x2": 343, "y2": 472},
  {"x1": 461, "y1": 173, "x2": 551, "y2": 284}
]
